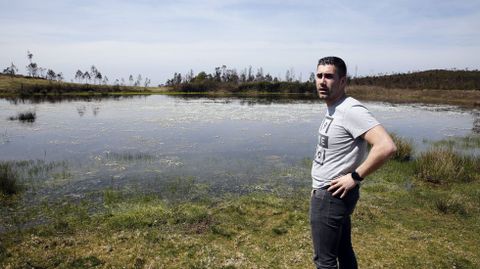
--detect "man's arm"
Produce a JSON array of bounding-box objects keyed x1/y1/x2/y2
[{"x1": 328, "y1": 125, "x2": 397, "y2": 198}]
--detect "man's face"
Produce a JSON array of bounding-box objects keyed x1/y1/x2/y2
[{"x1": 315, "y1": 64, "x2": 346, "y2": 105}]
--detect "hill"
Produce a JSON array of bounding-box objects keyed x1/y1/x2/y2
[{"x1": 350, "y1": 69, "x2": 480, "y2": 91}]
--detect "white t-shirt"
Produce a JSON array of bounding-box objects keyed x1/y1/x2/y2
[{"x1": 311, "y1": 96, "x2": 380, "y2": 189}]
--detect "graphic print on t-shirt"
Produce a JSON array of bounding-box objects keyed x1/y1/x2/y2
[{"x1": 315, "y1": 116, "x2": 333, "y2": 165}]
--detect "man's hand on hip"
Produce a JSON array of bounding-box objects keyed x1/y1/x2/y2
[{"x1": 327, "y1": 174, "x2": 357, "y2": 198}]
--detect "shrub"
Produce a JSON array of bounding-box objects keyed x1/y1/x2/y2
[
  {"x1": 415, "y1": 147, "x2": 479, "y2": 184},
  {"x1": 390, "y1": 133, "x2": 414, "y2": 161},
  {"x1": 433, "y1": 197, "x2": 468, "y2": 217},
  {"x1": 0, "y1": 162, "x2": 21, "y2": 195},
  {"x1": 8, "y1": 111, "x2": 36, "y2": 122}
]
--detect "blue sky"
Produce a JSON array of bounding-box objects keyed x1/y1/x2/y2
[{"x1": 1, "y1": 0, "x2": 479, "y2": 85}]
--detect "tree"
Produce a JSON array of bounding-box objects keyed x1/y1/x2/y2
[
  {"x1": 26, "y1": 51, "x2": 38, "y2": 77},
  {"x1": 39, "y1": 67, "x2": 46, "y2": 78},
  {"x1": 27, "y1": 50, "x2": 33, "y2": 63},
  {"x1": 2, "y1": 62, "x2": 18, "y2": 76},
  {"x1": 285, "y1": 67, "x2": 295, "y2": 82},
  {"x1": 144, "y1": 77, "x2": 151, "y2": 87},
  {"x1": 102, "y1": 76, "x2": 109, "y2": 85},
  {"x1": 185, "y1": 69, "x2": 194, "y2": 83},
  {"x1": 265, "y1": 73, "x2": 273, "y2": 82},
  {"x1": 129, "y1": 74, "x2": 134, "y2": 86},
  {"x1": 75, "y1": 70, "x2": 83, "y2": 83},
  {"x1": 46, "y1": 69, "x2": 56, "y2": 80},
  {"x1": 56, "y1": 72, "x2": 64, "y2": 82},
  {"x1": 247, "y1": 66, "x2": 254, "y2": 82},
  {"x1": 95, "y1": 71, "x2": 102, "y2": 83},
  {"x1": 214, "y1": 67, "x2": 221, "y2": 82},
  {"x1": 26, "y1": 62, "x2": 38, "y2": 77},
  {"x1": 194, "y1": 71, "x2": 208, "y2": 82},
  {"x1": 135, "y1": 74, "x2": 142, "y2": 86},
  {"x1": 309, "y1": 72, "x2": 315, "y2": 83},
  {"x1": 239, "y1": 68, "x2": 247, "y2": 82},
  {"x1": 82, "y1": 71, "x2": 91, "y2": 83},
  {"x1": 90, "y1": 65, "x2": 99, "y2": 84},
  {"x1": 255, "y1": 67, "x2": 264, "y2": 82}
]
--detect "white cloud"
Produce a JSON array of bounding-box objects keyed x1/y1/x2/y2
[{"x1": 1, "y1": 0, "x2": 479, "y2": 84}]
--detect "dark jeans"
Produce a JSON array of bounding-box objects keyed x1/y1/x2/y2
[{"x1": 310, "y1": 185, "x2": 360, "y2": 269}]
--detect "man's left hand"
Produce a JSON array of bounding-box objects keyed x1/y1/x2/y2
[{"x1": 327, "y1": 174, "x2": 357, "y2": 198}]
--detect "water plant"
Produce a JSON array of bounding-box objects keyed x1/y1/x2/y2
[
  {"x1": 390, "y1": 133, "x2": 414, "y2": 161},
  {"x1": 8, "y1": 111, "x2": 36, "y2": 122},
  {"x1": 415, "y1": 147, "x2": 479, "y2": 184},
  {"x1": 0, "y1": 162, "x2": 22, "y2": 196}
]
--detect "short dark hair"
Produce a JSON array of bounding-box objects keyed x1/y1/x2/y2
[{"x1": 317, "y1": 56, "x2": 347, "y2": 78}]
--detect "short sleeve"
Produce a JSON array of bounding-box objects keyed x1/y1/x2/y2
[{"x1": 344, "y1": 103, "x2": 380, "y2": 138}]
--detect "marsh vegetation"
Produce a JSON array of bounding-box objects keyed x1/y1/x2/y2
[
  {"x1": 0, "y1": 140, "x2": 479, "y2": 268},
  {"x1": 0, "y1": 95, "x2": 479, "y2": 268}
]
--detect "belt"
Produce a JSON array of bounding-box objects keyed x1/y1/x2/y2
[{"x1": 313, "y1": 185, "x2": 330, "y2": 191}]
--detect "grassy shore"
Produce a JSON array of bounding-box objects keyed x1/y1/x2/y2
[
  {"x1": 0, "y1": 74, "x2": 170, "y2": 96},
  {"x1": 1, "y1": 139, "x2": 479, "y2": 268},
  {"x1": 347, "y1": 85, "x2": 480, "y2": 108},
  {"x1": 1, "y1": 74, "x2": 479, "y2": 108}
]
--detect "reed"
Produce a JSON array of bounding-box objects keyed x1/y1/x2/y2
[
  {"x1": 0, "y1": 162, "x2": 22, "y2": 196},
  {"x1": 415, "y1": 147, "x2": 479, "y2": 184},
  {"x1": 390, "y1": 133, "x2": 414, "y2": 161}
]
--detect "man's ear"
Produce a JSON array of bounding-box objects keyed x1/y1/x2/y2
[{"x1": 340, "y1": 76, "x2": 347, "y2": 87}]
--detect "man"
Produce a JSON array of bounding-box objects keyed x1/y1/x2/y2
[{"x1": 310, "y1": 56, "x2": 396, "y2": 269}]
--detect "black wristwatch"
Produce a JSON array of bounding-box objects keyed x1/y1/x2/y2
[{"x1": 351, "y1": 171, "x2": 364, "y2": 182}]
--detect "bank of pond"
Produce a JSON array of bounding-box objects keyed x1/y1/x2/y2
[{"x1": 1, "y1": 137, "x2": 479, "y2": 268}]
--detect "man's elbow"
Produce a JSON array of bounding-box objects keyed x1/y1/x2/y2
[{"x1": 384, "y1": 140, "x2": 397, "y2": 158}]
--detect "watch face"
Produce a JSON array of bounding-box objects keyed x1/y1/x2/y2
[{"x1": 352, "y1": 172, "x2": 363, "y2": 181}]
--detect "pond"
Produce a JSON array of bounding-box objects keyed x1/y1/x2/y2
[{"x1": 0, "y1": 95, "x2": 478, "y2": 204}]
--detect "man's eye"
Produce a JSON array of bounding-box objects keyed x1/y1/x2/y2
[{"x1": 316, "y1": 73, "x2": 334, "y2": 79}]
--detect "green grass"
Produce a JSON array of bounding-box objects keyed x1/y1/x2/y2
[{"x1": 1, "y1": 142, "x2": 479, "y2": 268}]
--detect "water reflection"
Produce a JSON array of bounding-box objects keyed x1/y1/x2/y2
[{"x1": 4, "y1": 94, "x2": 141, "y2": 105}]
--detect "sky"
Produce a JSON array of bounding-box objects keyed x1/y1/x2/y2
[{"x1": 1, "y1": 0, "x2": 479, "y2": 85}]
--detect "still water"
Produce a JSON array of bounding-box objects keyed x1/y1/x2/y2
[{"x1": 0, "y1": 95, "x2": 478, "y2": 201}]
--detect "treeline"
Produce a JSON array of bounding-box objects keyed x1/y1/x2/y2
[
  {"x1": 165, "y1": 65, "x2": 316, "y2": 94},
  {"x1": 350, "y1": 69, "x2": 480, "y2": 90},
  {"x1": 1, "y1": 50, "x2": 151, "y2": 87}
]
